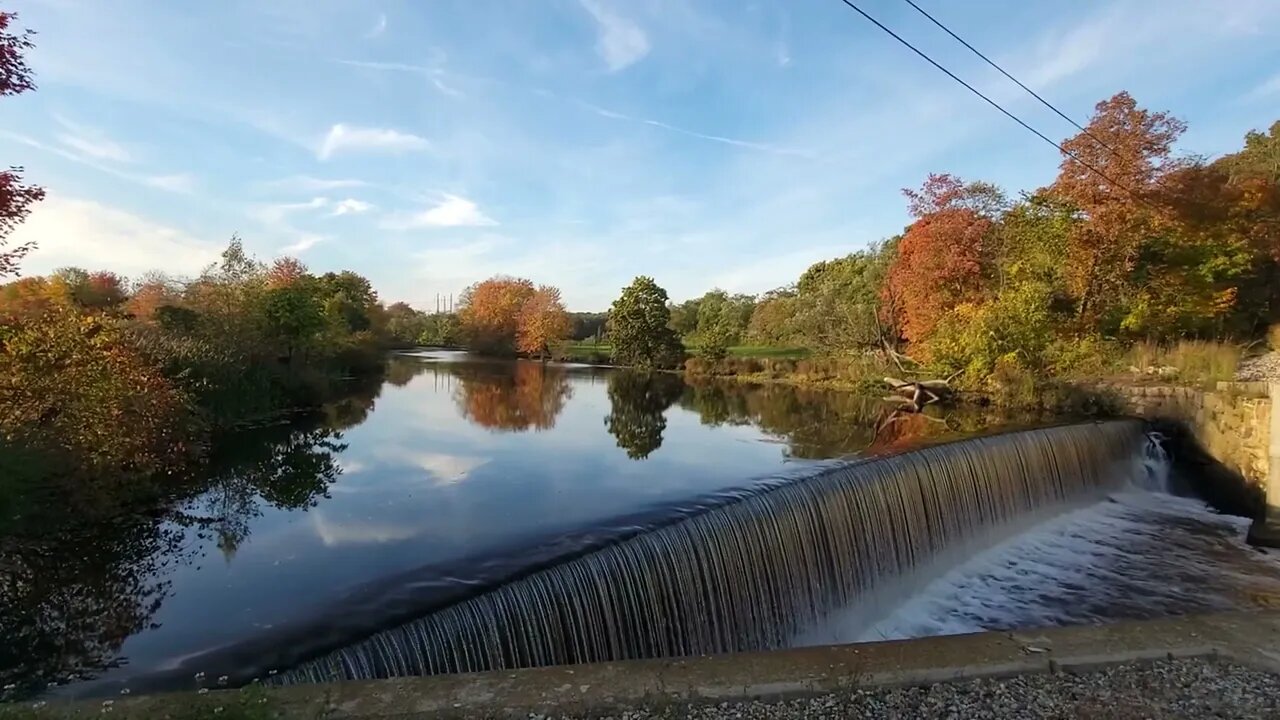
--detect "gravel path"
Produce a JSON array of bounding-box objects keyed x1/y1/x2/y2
[
  {"x1": 528, "y1": 659, "x2": 1280, "y2": 720},
  {"x1": 1236, "y1": 351, "x2": 1280, "y2": 382}
]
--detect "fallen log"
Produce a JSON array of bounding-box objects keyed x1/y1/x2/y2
[{"x1": 883, "y1": 377, "x2": 952, "y2": 412}]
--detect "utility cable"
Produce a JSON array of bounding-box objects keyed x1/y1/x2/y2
[
  {"x1": 898, "y1": 0, "x2": 1119, "y2": 158},
  {"x1": 832, "y1": 0, "x2": 1150, "y2": 205}
]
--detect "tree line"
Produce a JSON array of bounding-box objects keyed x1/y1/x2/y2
[
  {"x1": 483, "y1": 93, "x2": 1280, "y2": 383},
  {"x1": 450, "y1": 94, "x2": 1278, "y2": 380}
]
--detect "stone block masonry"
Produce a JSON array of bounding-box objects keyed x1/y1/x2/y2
[{"x1": 1107, "y1": 381, "x2": 1280, "y2": 546}]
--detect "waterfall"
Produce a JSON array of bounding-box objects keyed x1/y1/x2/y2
[{"x1": 275, "y1": 420, "x2": 1146, "y2": 685}]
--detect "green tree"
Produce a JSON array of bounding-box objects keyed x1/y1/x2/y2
[
  {"x1": 1220, "y1": 120, "x2": 1280, "y2": 183},
  {"x1": 668, "y1": 298, "x2": 702, "y2": 338},
  {"x1": 698, "y1": 323, "x2": 731, "y2": 362},
  {"x1": 746, "y1": 288, "x2": 798, "y2": 346},
  {"x1": 263, "y1": 283, "x2": 325, "y2": 362},
  {"x1": 385, "y1": 301, "x2": 429, "y2": 347},
  {"x1": 608, "y1": 276, "x2": 685, "y2": 369},
  {"x1": 693, "y1": 289, "x2": 755, "y2": 346},
  {"x1": 791, "y1": 243, "x2": 898, "y2": 352}
]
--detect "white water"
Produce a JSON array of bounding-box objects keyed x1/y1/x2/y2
[{"x1": 797, "y1": 447, "x2": 1280, "y2": 646}]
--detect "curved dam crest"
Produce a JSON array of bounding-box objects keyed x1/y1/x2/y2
[{"x1": 275, "y1": 420, "x2": 1149, "y2": 684}]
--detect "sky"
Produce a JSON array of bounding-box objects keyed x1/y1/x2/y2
[{"x1": 3, "y1": 0, "x2": 1279, "y2": 311}]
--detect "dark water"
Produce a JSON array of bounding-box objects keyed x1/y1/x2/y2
[{"x1": 3, "y1": 352, "x2": 1278, "y2": 698}]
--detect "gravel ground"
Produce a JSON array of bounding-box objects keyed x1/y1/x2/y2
[
  {"x1": 528, "y1": 659, "x2": 1280, "y2": 720},
  {"x1": 1236, "y1": 351, "x2": 1280, "y2": 382}
]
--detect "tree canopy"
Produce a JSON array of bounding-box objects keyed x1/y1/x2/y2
[{"x1": 607, "y1": 277, "x2": 684, "y2": 369}]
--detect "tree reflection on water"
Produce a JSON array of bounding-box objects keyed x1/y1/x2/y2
[
  {"x1": 604, "y1": 372, "x2": 685, "y2": 459},
  {"x1": 452, "y1": 361, "x2": 573, "y2": 432},
  {"x1": 0, "y1": 356, "x2": 1032, "y2": 696},
  {"x1": 0, "y1": 376, "x2": 382, "y2": 696}
]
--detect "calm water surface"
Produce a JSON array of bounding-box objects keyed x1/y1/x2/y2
[
  {"x1": 7, "y1": 351, "x2": 1278, "y2": 697},
  {"x1": 9, "y1": 351, "x2": 994, "y2": 693}
]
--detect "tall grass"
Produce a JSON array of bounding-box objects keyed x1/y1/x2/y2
[{"x1": 1126, "y1": 340, "x2": 1241, "y2": 386}]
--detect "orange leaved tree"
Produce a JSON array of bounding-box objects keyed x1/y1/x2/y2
[
  {"x1": 1050, "y1": 91, "x2": 1187, "y2": 331},
  {"x1": 516, "y1": 285, "x2": 571, "y2": 359},
  {"x1": 457, "y1": 276, "x2": 536, "y2": 355}
]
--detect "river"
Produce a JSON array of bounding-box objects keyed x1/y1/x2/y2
[{"x1": 3, "y1": 351, "x2": 1278, "y2": 697}]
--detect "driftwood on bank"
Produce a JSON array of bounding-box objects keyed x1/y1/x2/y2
[{"x1": 882, "y1": 376, "x2": 952, "y2": 413}]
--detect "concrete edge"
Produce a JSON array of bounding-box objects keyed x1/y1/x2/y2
[{"x1": 13, "y1": 611, "x2": 1279, "y2": 719}]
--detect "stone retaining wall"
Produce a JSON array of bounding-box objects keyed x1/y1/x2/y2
[
  {"x1": 1111, "y1": 382, "x2": 1271, "y2": 488},
  {"x1": 1107, "y1": 381, "x2": 1280, "y2": 545}
]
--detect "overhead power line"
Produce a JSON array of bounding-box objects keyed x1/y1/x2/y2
[
  {"x1": 831, "y1": 0, "x2": 1148, "y2": 205},
  {"x1": 898, "y1": 0, "x2": 1118, "y2": 158}
]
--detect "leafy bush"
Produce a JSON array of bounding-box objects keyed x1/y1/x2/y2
[
  {"x1": 927, "y1": 282, "x2": 1057, "y2": 388},
  {"x1": 0, "y1": 308, "x2": 196, "y2": 479}
]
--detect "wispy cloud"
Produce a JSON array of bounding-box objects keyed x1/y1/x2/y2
[
  {"x1": 317, "y1": 123, "x2": 429, "y2": 160},
  {"x1": 365, "y1": 13, "x2": 387, "y2": 39},
  {"x1": 1, "y1": 130, "x2": 194, "y2": 193},
  {"x1": 329, "y1": 198, "x2": 374, "y2": 216},
  {"x1": 430, "y1": 77, "x2": 463, "y2": 98},
  {"x1": 578, "y1": 0, "x2": 650, "y2": 71},
  {"x1": 52, "y1": 114, "x2": 133, "y2": 163},
  {"x1": 144, "y1": 173, "x2": 196, "y2": 193},
  {"x1": 281, "y1": 234, "x2": 326, "y2": 254},
  {"x1": 1248, "y1": 72, "x2": 1280, "y2": 101},
  {"x1": 336, "y1": 56, "x2": 464, "y2": 97},
  {"x1": 337, "y1": 59, "x2": 437, "y2": 74},
  {"x1": 252, "y1": 196, "x2": 330, "y2": 224},
  {"x1": 261, "y1": 175, "x2": 368, "y2": 193},
  {"x1": 581, "y1": 101, "x2": 812, "y2": 157},
  {"x1": 383, "y1": 194, "x2": 496, "y2": 229}
]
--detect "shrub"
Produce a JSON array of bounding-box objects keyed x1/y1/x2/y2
[
  {"x1": 0, "y1": 308, "x2": 196, "y2": 483},
  {"x1": 927, "y1": 283, "x2": 1056, "y2": 389}
]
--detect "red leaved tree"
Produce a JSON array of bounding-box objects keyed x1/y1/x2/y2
[
  {"x1": 265, "y1": 257, "x2": 309, "y2": 288},
  {"x1": 1, "y1": 12, "x2": 44, "y2": 278},
  {"x1": 885, "y1": 174, "x2": 1004, "y2": 345}
]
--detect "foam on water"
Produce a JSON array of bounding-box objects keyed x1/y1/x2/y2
[{"x1": 798, "y1": 489, "x2": 1280, "y2": 646}]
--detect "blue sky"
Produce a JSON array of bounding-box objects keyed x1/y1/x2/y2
[{"x1": 3, "y1": 0, "x2": 1278, "y2": 311}]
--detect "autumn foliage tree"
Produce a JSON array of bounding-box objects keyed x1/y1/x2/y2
[
  {"x1": 516, "y1": 285, "x2": 571, "y2": 358},
  {"x1": 265, "y1": 257, "x2": 309, "y2": 289},
  {"x1": 886, "y1": 174, "x2": 1004, "y2": 346},
  {"x1": 458, "y1": 276, "x2": 535, "y2": 355},
  {"x1": 1050, "y1": 92, "x2": 1187, "y2": 330},
  {"x1": 458, "y1": 276, "x2": 571, "y2": 357},
  {"x1": 0, "y1": 12, "x2": 44, "y2": 278}
]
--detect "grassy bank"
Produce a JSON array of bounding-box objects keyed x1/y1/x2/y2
[{"x1": 680, "y1": 341, "x2": 1250, "y2": 413}]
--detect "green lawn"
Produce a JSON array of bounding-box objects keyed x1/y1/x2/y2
[{"x1": 559, "y1": 341, "x2": 809, "y2": 362}]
